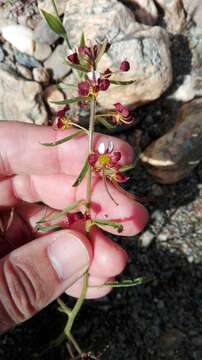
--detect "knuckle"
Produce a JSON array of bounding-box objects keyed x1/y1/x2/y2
[{"x1": 1, "y1": 253, "x2": 44, "y2": 323}]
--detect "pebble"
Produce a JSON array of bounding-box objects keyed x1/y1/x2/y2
[
  {"x1": 139, "y1": 230, "x2": 155, "y2": 248},
  {"x1": 14, "y1": 49, "x2": 41, "y2": 69},
  {"x1": 33, "y1": 67, "x2": 49, "y2": 83},
  {"x1": 16, "y1": 63, "x2": 33, "y2": 80},
  {"x1": 33, "y1": 42, "x2": 52, "y2": 62},
  {"x1": 0, "y1": 46, "x2": 4, "y2": 62}
]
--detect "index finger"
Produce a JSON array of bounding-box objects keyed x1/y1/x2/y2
[{"x1": 0, "y1": 122, "x2": 133, "y2": 176}]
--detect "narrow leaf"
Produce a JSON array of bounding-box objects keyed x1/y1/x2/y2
[
  {"x1": 93, "y1": 276, "x2": 153, "y2": 288},
  {"x1": 93, "y1": 219, "x2": 123, "y2": 233},
  {"x1": 51, "y1": 200, "x2": 87, "y2": 221},
  {"x1": 95, "y1": 41, "x2": 109, "y2": 66},
  {"x1": 110, "y1": 80, "x2": 135, "y2": 85},
  {"x1": 52, "y1": 96, "x2": 89, "y2": 105},
  {"x1": 38, "y1": 225, "x2": 64, "y2": 232},
  {"x1": 40, "y1": 130, "x2": 83, "y2": 147},
  {"x1": 73, "y1": 159, "x2": 89, "y2": 187},
  {"x1": 79, "y1": 32, "x2": 86, "y2": 47},
  {"x1": 97, "y1": 117, "x2": 115, "y2": 129},
  {"x1": 40, "y1": 9, "x2": 66, "y2": 35}
]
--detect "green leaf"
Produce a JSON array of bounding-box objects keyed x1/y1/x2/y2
[
  {"x1": 40, "y1": 130, "x2": 83, "y2": 147},
  {"x1": 79, "y1": 32, "x2": 86, "y2": 47},
  {"x1": 96, "y1": 117, "x2": 115, "y2": 129},
  {"x1": 66, "y1": 60, "x2": 89, "y2": 73},
  {"x1": 93, "y1": 219, "x2": 123, "y2": 233},
  {"x1": 51, "y1": 200, "x2": 87, "y2": 221},
  {"x1": 95, "y1": 40, "x2": 109, "y2": 66},
  {"x1": 92, "y1": 276, "x2": 153, "y2": 288},
  {"x1": 52, "y1": 96, "x2": 89, "y2": 105},
  {"x1": 38, "y1": 225, "x2": 64, "y2": 232},
  {"x1": 73, "y1": 159, "x2": 89, "y2": 187},
  {"x1": 110, "y1": 80, "x2": 135, "y2": 85},
  {"x1": 40, "y1": 9, "x2": 66, "y2": 35}
]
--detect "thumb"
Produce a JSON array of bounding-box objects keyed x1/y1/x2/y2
[{"x1": 0, "y1": 229, "x2": 91, "y2": 333}]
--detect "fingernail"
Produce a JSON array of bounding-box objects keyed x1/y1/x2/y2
[{"x1": 47, "y1": 233, "x2": 89, "y2": 281}]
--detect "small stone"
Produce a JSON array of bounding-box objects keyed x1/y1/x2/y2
[
  {"x1": 1, "y1": 24, "x2": 35, "y2": 56},
  {"x1": 43, "y1": 85, "x2": 65, "y2": 114},
  {"x1": 16, "y1": 64, "x2": 33, "y2": 80},
  {"x1": 131, "y1": 0, "x2": 158, "y2": 25},
  {"x1": 140, "y1": 98, "x2": 202, "y2": 183},
  {"x1": 0, "y1": 46, "x2": 4, "y2": 62},
  {"x1": 33, "y1": 42, "x2": 52, "y2": 62},
  {"x1": 139, "y1": 230, "x2": 155, "y2": 247},
  {"x1": 44, "y1": 44, "x2": 71, "y2": 80},
  {"x1": 0, "y1": 63, "x2": 47, "y2": 124},
  {"x1": 33, "y1": 20, "x2": 59, "y2": 45},
  {"x1": 14, "y1": 49, "x2": 41, "y2": 69},
  {"x1": 158, "y1": 232, "x2": 169, "y2": 242},
  {"x1": 33, "y1": 67, "x2": 49, "y2": 83}
]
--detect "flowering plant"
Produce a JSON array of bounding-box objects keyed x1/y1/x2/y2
[{"x1": 37, "y1": 1, "x2": 148, "y2": 358}]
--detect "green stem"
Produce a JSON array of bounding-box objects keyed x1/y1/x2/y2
[
  {"x1": 51, "y1": 0, "x2": 59, "y2": 17},
  {"x1": 86, "y1": 96, "x2": 96, "y2": 214},
  {"x1": 64, "y1": 272, "x2": 89, "y2": 337}
]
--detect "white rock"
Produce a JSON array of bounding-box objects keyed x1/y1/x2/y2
[
  {"x1": 1, "y1": 24, "x2": 35, "y2": 56},
  {"x1": 0, "y1": 63, "x2": 47, "y2": 124},
  {"x1": 34, "y1": 42, "x2": 52, "y2": 62}
]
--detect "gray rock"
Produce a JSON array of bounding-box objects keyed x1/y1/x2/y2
[
  {"x1": 0, "y1": 46, "x2": 4, "y2": 62},
  {"x1": 0, "y1": 63, "x2": 47, "y2": 124},
  {"x1": 141, "y1": 98, "x2": 202, "y2": 183},
  {"x1": 44, "y1": 44, "x2": 71, "y2": 80},
  {"x1": 14, "y1": 49, "x2": 42, "y2": 69},
  {"x1": 63, "y1": 0, "x2": 172, "y2": 110},
  {"x1": 33, "y1": 20, "x2": 59, "y2": 45}
]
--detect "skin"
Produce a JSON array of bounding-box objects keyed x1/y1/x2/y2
[{"x1": 0, "y1": 121, "x2": 148, "y2": 332}]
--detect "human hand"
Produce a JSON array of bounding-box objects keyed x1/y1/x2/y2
[{"x1": 0, "y1": 121, "x2": 148, "y2": 333}]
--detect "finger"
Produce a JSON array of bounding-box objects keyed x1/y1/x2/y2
[
  {"x1": 17, "y1": 205, "x2": 128, "y2": 278},
  {"x1": 0, "y1": 122, "x2": 133, "y2": 176},
  {"x1": 2, "y1": 175, "x2": 148, "y2": 235},
  {"x1": 0, "y1": 229, "x2": 91, "y2": 333}
]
